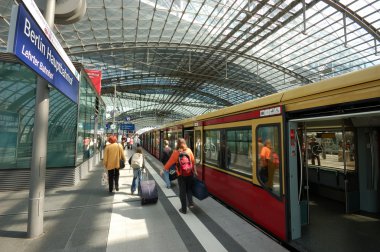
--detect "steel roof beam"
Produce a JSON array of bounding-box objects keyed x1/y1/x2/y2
[
  {"x1": 102, "y1": 93, "x2": 223, "y2": 110},
  {"x1": 101, "y1": 73, "x2": 266, "y2": 95},
  {"x1": 102, "y1": 84, "x2": 232, "y2": 106},
  {"x1": 322, "y1": 0, "x2": 380, "y2": 42}
]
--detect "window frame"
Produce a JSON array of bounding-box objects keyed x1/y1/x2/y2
[
  {"x1": 204, "y1": 126, "x2": 253, "y2": 179},
  {"x1": 255, "y1": 123, "x2": 283, "y2": 199},
  {"x1": 225, "y1": 126, "x2": 253, "y2": 177}
]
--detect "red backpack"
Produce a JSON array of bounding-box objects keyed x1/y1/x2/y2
[{"x1": 178, "y1": 151, "x2": 193, "y2": 176}]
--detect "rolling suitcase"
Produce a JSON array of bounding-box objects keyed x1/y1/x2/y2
[{"x1": 140, "y1": 172, "x2": 158, "y2": 205}]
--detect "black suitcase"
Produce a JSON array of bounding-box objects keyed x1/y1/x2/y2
[
  {"x1": 140, "y1": 174, "x2": 158, "y2": 205},
  {"x1": 192, "y1": 178, "x2": 208, "y2": 200}
]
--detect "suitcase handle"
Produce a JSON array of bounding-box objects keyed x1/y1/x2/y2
[{"x1": 141, "y1": 168, "x2": 149, "y2": 181}]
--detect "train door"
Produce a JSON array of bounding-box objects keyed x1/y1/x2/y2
[
  {"x1": 287, "y1": 121, "x2": 302, "y2": 240},
  {"x1": 159, "y1": 130, "x2": 164, "y2": 161},
  {"x1": 184, "y1": 129, "x2": 194, "y2": 151},
  {"x1": 356, "y1": 126, "x2": 380, "y2": 213},
  {"x1": 288, "y1": 112, "x2": 380, "y2": 251},
  {"x1": 289, "y1": 119, "x2": 359, "y2": 235},
  {"x1": 194, "y1": 127, "x2": 204, "y2": 180}
]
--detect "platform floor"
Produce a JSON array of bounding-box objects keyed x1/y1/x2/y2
[
  {"x1": 291, "y1": 194, "x2": 380, "y2": 252},
  {"x1": 0, "y1": 149, "x2": 288, "y2": 252}
]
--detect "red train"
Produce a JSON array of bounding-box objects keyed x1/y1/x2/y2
[{"x1": 141, "y1": 65, "x2": 380, "y2": 249}]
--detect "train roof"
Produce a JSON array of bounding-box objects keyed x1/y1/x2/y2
[
  {"x1": 195, "y1": 64, "x2": 380, "y2": 120},
  {"x1": 144, "y1": 65, "x2": 380, "y2": 132}
]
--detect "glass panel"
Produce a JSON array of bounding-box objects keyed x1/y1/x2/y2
[
  {"x1": 306, "y1": 130, "x2": 356, "y2": 171},
  {"x1": 46, "y1": 89, "x2": 77, "y2": 167},
  {"x1": 0, "y1": 61, "x2": 77, "y2": 169},
  {"x1": 195, "y1": 130, "x2": 202, "y2": 165},
  {"x1": 76, "y1": 75, "x2": 87, "y2": 164},
  {"x1": 0, "y1": 62, "x2": 36, "y2": 169},
  {"x1": 168, "y1": 131, "x2": 176, "y2": 150},
  {"x1": 76, "y1": 74, "x2": 97, "y2": 163},
  {"x1": 204, "y1": 130, "x2": 220, "y2": 166},
  {"x1": 257, "y1": 125, "x2": 281, "y2": 196},
  {"x1": 154, "y1": 131, "x2": 160, "y2": 157},
  {"x1": 226, "y1": 127, "x2": 252, "y2": 176}
]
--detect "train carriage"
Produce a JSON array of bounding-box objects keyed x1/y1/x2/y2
[{"x1": 142, "y1": 65, "x2": 380, "y2": 248}]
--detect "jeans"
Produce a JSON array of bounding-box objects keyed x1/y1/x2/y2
[
  {"x1": 163, "y1": 169, "x2": 171, "y2": 188},
  {"x1": 178, "y1": 175, "x2": 194, "y2": 212},
  {"x1": 131, "y1": 168, "x2": 142, "y2": 193},
  {"x1": 259, "y1": 167, "x2": 268, "y2": 184}
]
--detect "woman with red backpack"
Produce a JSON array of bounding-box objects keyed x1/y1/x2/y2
[{"x1": 163, "y1": 138, "x2": 197, "y2": 214}]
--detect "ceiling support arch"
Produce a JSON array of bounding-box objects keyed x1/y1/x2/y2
[{"x1": 70, "y1": 43, "x2": 312, "y2": 84}]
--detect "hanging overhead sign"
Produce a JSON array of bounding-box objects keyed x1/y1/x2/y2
[
  {"x1": 85, "y1": 69, "x2": 102, "y2": 95},
  {"x1": 7, "y1": 0, "x2": 80, "y2": 103}
]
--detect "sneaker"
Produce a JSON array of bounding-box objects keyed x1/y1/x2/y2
[
  {"x1": 178, "y1": 208, "x2": 186, "y2": 214},
  {"x1": 188, "y1": 203, "x2": 194, "y2": 209}
]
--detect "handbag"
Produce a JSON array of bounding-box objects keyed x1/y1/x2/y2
[
  {"x1": 118, "y1": 143, "x2": 125, "y2": 169},
  {"x1": 169, "y1": 165, "x2": 177, "y2": 181},
  {"x1": 101, "y1": 172, "x2": 108, "y2": 186},
  {"x1": 120, "y1": 159, "x2": 125, "y2": 169}
]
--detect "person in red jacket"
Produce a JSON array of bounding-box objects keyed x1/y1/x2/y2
[{"x1": 164, "y1": 138, "x2": 197, "y2": 214}]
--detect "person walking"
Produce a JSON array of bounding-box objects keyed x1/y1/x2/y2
[
  {"x1": 129, "y1": 146, "x2": 145, "y2": 195},
  {"x1": 164, "y1": 138, "x2": 197, "y2": 214},
  {"x1": 103, "y1": 135, "x2": 126, "y2": 193},
  {"x1": 160, "y1": 140, "x2": 172, "y2": 188},
  {"x1": 126, "y1": 136, "x2": 131, "y2": 149},
  {"x1": 309, "y1": 137, "x2": 321, "y2": 166},
  {"x1": 129, "y1": 136, "x2": 134, "y2": 150}
]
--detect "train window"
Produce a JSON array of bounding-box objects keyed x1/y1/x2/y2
[
  {"x1": 204, "y1": 130, "x2": 220, "y2": 166},
  {"x1": 305, "y1": 130, "x2": 356, "y2": 171},
  {"x1": 195, "y1": 130, "x2": 202, "y2": 165},
  {"x1": 226, "y1": 127, "x2": 252, "y2": 175},
  {"x1": 168, "y1": 132, "x2": 176, "y2": 150},
  {"x1": 205, "y1": 128, "x2": 252, "y2": 177},
  {"x1": 257, "y1": 125, "x2": 281, "y2": 196}
]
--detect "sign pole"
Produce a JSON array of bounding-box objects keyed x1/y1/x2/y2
[
  {"x1": 27, "y1": 0, "x2": 55, "y2": 238},
  {"x1": 112, "y1": 84, "x2": 116, "y2": 134}
]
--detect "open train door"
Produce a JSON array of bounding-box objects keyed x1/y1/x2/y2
[
  {"x1": 288, "y1": 111, "x2": 380, "y2": 245},
  {"x1": 287, "y1": 121, "x2": 303, "y2": 240}
]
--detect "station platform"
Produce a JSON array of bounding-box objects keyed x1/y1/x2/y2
[{"x1": 0, "y1": 148, "x2": 289, "y2": 252}]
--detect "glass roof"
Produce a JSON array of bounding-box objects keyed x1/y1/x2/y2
[{"x1": 1, "y1": 0, "x2": 379, "y2": 130}]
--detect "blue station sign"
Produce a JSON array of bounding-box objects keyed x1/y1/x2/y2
[
  {"x1": 7, "y1": 1, "x2": 79, "y2": 103},
  {"x1": 120, "y1": 124, "x2": 135, "y2": 131}
]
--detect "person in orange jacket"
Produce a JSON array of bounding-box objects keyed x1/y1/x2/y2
[{"x1": 162, "y1": 138, "x2": 197, "y2": 214}]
